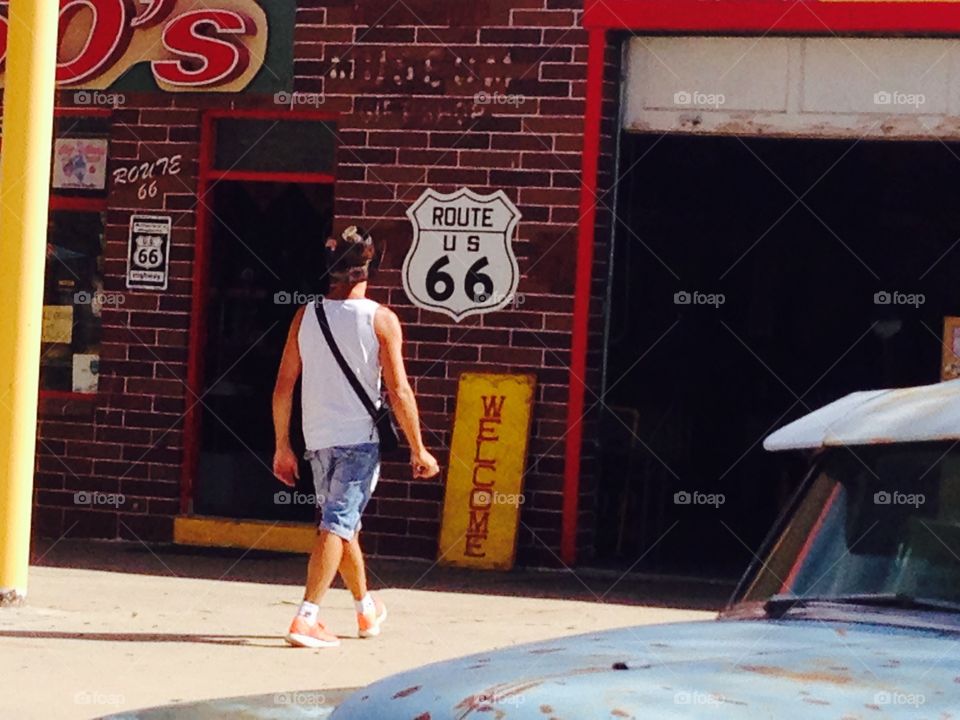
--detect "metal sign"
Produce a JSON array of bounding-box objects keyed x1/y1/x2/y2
[
  {"x1": 126, "y1": 215, "x2": 172, "y2": 291},
  {"x1": 404, "y1": 187, "x2": 522, "y2": 322},
  {"x1": 438, "y1": 372, "x2": 536, "y2": 571}
]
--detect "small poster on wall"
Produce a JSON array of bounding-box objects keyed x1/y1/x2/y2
[
  {"x1": 942, "y1": 317, "x2": 960, "y2": 381},
  {"x1": 52, "y1": 138, "x2": 108, "y2": 191}
]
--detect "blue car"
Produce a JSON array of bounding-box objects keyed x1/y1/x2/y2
[{"x1": 329, "y1": 380, "x2": 960, "y2": 718}]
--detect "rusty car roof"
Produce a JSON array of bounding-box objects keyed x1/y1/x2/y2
[{"x1": 764, "y1": 379, "x2": 960, "y2": 451}]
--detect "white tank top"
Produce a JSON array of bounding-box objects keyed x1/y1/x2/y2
[{"x1": 299, "y1": 298, "x2": 382, "y2": 450}]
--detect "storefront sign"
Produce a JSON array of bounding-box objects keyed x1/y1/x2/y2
[
  {"x1": 111, "y1": 147, "x2": 192, "y2": 209},
  {"x1": 942, "y1": 317, "x2": 960, "y2": 381},
  {"x1": 404, "y1": 188, "x2": 522, "y2": 322},
  {"x1": 438, "y1": 373, "x2": 536, "y2": 571},
  {"x1": 0, "y1": 0, "x2": 293, "y2": 93},
  {"x1": 52, "y1": 138, "x2": 108, "y2": 191},
  {"x1": 126, "y1": 215, "x2": 172, "y2": 291}
]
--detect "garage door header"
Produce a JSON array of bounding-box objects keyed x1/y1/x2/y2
[{"x1": 583, "y1": 0, "x2": 960, "y2": 35}]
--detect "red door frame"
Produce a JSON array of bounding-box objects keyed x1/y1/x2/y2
[
  {"x1": 563, "y1": 0, "x2": 960, "y2": 565},
  {"x1": 180, "y1": 109, "x2": 338, "y2": 513}
]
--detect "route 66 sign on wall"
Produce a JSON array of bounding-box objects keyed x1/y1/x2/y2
[
  {"x1": 404, "y1": 188, "x2": 522, "y2": 322},
  {"x1": 126, "y1": 215, "x2": 172, "y2": 291}
]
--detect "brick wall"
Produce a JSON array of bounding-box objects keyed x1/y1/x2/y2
[
  {"x1": 35, "y1": 96, "x2": 203, "y2": 544},
  {"x1": 33, "y1": 0, "x2": 611, "y2": 568},
  {"x1": 295, "y1": 0, "x2": 592, "y2": 566}
]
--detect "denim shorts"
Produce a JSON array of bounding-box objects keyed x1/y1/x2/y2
[{"x1": 305, "y1": 443, "x2": 380, "y2": 540}]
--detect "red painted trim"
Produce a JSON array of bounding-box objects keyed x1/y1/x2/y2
[
  {"x1": 39, "y1": 390, "x2": 99, "y2": 401},
  {"x1": 780, "y1": 482, "x2": 841, "y2": 593},
  {"x1": 562, "y1": 28, "x2": 607, "y2": 567},
  {"x1": 49, "y1": 196, "x2": 108, "y2": 212},
  {"x1": 583, "y1": 0, "x2": 960, "y2": 33},
  {"x1": 181, "y1": 112, "x2": 217, "y2": 514},
  {"x1": 207, "y1": 169, "x2": 336, "y2": 185},
  {"x1": 54, "y1": 107, "x2": 112, "y2": 118}
]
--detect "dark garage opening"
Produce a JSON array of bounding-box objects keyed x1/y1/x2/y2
[{"x1": 597, "y1": 134, "x2": 960, "y2": 578}]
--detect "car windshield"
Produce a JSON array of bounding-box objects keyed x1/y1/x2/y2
[{"x1": 741, "y1": 442, "x2": 960, "y2": 613}]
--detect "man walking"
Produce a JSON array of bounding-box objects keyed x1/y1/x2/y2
[{"x1": 272, "y1": 226, "x2": 440, "y2": 648}]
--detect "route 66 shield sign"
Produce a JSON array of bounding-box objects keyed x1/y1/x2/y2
[{"x1": 403, "y1": 188, "x2": 522, "y2": 322}]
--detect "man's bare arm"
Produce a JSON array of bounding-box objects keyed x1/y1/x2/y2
[
  {"x1": 272, "y1": 307, "x2": 305, "y2": 485},
  {"x1": 375, "y1": 306, "x2": 440, "y2": 479}
]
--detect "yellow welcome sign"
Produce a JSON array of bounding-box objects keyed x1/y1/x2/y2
[{"x1": 438, "y1": 373, "x2": 536, "y2": 570}]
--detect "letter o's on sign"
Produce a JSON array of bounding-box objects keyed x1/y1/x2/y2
[{"x1": 58, "y1": 0, "x2": 134, "y2": 86}]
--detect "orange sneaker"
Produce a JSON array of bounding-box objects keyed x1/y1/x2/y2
[
  {"x1": 285, "y1": 616, "x2": 341, "y2": 648},
  {"x1": 357, "y1": 595, "x2": 387, "y2": 638}
]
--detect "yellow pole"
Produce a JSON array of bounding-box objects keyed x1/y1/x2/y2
[{"x1": 0, "y1": 0, "x2": 60, "y2": 606}]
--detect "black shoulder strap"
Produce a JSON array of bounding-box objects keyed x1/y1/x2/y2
[{"x1": 314, "y1": 299, "x2": 380, "y2": 421}]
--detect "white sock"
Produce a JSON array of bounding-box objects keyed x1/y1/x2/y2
[
  {"x1": 297, "y1": 601, "x2": 320, "y2": 623},
  {"x1": 355, "y1": 593, "x2": 376, "y2": 615}
]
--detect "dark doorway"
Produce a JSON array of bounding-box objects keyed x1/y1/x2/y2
[
  {"x1": 195, "y1": 181, "x2": 333, "y2": 521},
  {"x1": 598, "y1": 135, "x2": 960, "y2": 578}
]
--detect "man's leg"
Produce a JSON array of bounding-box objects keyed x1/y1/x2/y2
[
  {"x1": 338, "y1": 533, "x2": 368, "y2": 601},
  {"x1": 304, "y1": 529, "x2": 346, "y2": 605},
  {"x1": 285, "y1": 449, "x2": 343, "y2": 648}
]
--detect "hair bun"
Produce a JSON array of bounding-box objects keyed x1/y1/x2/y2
[
  {"x1": 327, "y1": 225, "x2": 376, "y2": 284},
  {"x1": 341, "y1": 225, "x2": 373, "y2": 246}
]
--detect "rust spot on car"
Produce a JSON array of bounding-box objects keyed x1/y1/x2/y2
[
  {"x1": 611, "y1": 709, "x2": 632, "y2": 717},
  {"x1": 539, "y1": 705, "x2": 553, "y2": 714},
  {"x1": 738, "y1": 665, "x2": 853, "y2": 686},
  {"x1": 393, "y1": 686, "x2": 422, "y2": 699},
  {"x1": 413, "y1": 714, "x2": 431, "y2": 720}
]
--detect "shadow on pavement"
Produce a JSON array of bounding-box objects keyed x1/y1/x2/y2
[
  {"x1": 32, "y1": 538, "x2": 735, "y2": 611},
  {"x1": 97, "y1": 690, "x2": 355, "y2": 720},
  {"x1": 0, "y1": 629, "x2": 283, "y2": 647}
]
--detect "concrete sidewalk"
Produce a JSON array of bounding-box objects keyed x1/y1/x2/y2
[{"x1": 0, "y1": 541, "x2": 722, "y2": 720}]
